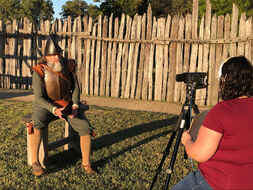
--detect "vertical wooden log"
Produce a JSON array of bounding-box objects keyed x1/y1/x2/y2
[
  {"x1": 130, "y1": 15, "x2": 142, "y2": 99},
  {"x1": 202, "y1": 0, "x2": 211, "y2": 105},
  {"x1": 136, "y1": 14, "x2": 147, "y2": 99},
  {"x1": 9, "y1": 20, "x2": 15, "y2": 88},
  {"x1": 230, "y1": 4, "x2": 239, "y2": 57},
  {"x1": 81, "y1": 16, "x2": 88, "y2": 95},
  {"x1": 222, "y1": 14, "x2": 231, "y2": 60},
  {"x1": 181, "y1": 14, "x2": 192, "y2": 101},
  {"x1": 12, "y1": 20, "x2": 18, "y2": 88},
  {"x1": 124, "y1": 15, "x2": 137, "y2": 98},
  {"x1": 174, "y1": 16, "x2": 185, "y2": 103},
  {"x1": 237, "y1": 13, "x2": 246, "y2": 56},
  {"x1": 90, "y1": 24, "x2": 97, "y2": 96},
  {"x1": 58, "y1": 19, "x2": 63, "y2": 50},
  {"x1": 121, "y1": 16, "x2": 132, "y2": 97},
  {"x1": 245, "y1": 17, "x2": 252, "y2": 61},
  {"x1": 67, "y1": 16, "x2": 72, "y2": 59},
  {"x1": 114, "y1": 14, "x2": 125, "y2": 97},
  {"x1": 0, "y1": 20, "x2": 4, "y2": 87},
  {"x1": 167, "y1": 16, "x2": 179, "y2": 102},
  {"x1": 62, "y1": 19, "x2": 68, "y2": 57},
  {"x1": 142, "y1": 5, "x2": 152, "y2": 100},
  {"x1": 94, "y1": 15, "x2": 102, "y2": 96},
  {"x1": 148, "y1": 17, "x2": 157, "y2": 100},
  {"x1": 34, "y1": 20, "x2": 42, "y2": 61},
  {"x1": 196, "y1": 16, "x2": 205, "y2": 105},
  {"x1": 77, "y1": 16, "x2": 82, "y2": 70},
  {"x1": 51, "y1": 19, "x2": 57, "y2": 33},
  {"x1": 85, "y1": 17, "x2": 93, "y2": 95},
  {"x1": 207, "y1": 15, "x2": 217, "y2": 106},
  {"x1": 23, "y1": 18, "x2": 32, "y2": 89},
  {"x1": 76, "y1": 17, "x2": 83, "y2": 93},
  {"x1": 105, "y1": 15, "x2": 113, "y2": 96},
  {"x1": 110, "y1": 18, "x2": 119, "y2": 96},
  {"x1": 71, "y1": 18, "x2": 77, "y2": 60},
  {"x1": 5, "y1": 21, "x2": 12, "y2": 88},
  {"x1": 100, "y1": 16, "x2": 108, "y2": 96},
  {"x1": 154, "y1": 17, "x2": 165, "y2": 101},
  {"x1": 40, "y1": 20, "x2": 45, "y2": 55},
  {"x1": 30, "y1": 23, "x2": 36, "y2": 68},
  {"x1": 162, "y1": 15, "x2": 171, "y2": 101},
  {"x1": 183, "y1": 14, "x2": 192, "y2": 73},
  {"x1": 213, "y1": 16, "x2": 224, "y2": 104},
  {"x1": 189, "y1": 0, "x2": 199, "y2": 72}
]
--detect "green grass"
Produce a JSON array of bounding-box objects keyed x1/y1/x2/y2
[{"x1": 0, "y1": 100, "x2": 197, "y2": 190}]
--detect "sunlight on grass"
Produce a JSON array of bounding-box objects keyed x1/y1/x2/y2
[{"x1": 0, "y1": 100, "x2": 197, "y2": 190}]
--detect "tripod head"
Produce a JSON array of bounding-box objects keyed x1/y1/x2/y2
[
  {"x1": 176, "y1": 72, "x2": 207, "y2": 107},
  {"x1": 176, "y1": 72, "x2": 208, "y2": 89}
]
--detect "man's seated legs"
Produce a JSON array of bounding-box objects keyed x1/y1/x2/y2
[
  {"x1": 30, "y1": 107, "x2": 56, "y2": 176},
  {"x1": 67, "y1": 107, "x2": 96, "y2": 174},
  {"x1": 31, "y1": 105, "x2": 96, "y2": 175}
]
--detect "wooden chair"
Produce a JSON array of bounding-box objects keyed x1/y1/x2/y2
[{"x1": 26, "y1": 120, "x2": 80, "y2": 168}]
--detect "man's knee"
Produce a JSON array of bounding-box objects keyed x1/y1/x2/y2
[{"x1": 68, "y1": 118, "x2": 91, "y2": 136}]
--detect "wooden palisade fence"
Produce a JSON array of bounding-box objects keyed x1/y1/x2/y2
[{"x1": 0, "y1": 0, "x2": 252, "y2": 106}]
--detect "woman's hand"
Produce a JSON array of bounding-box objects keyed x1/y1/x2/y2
[{"x1": 181, "y1": 130, "x2": 193, "y2": 146}]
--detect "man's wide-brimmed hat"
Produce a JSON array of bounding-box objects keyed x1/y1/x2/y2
[{"x1": 44, "y1": 34, "x2": 63, "y2": 56}]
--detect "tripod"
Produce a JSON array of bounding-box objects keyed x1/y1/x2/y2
[{"x1": 149, "y1": 82, "x2": 200, "y2": 190}]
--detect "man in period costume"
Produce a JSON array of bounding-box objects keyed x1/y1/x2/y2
[{"x1": 30, "y1": 35, "x2": 95, "y2": 176}]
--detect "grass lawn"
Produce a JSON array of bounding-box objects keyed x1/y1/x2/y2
[{"x1": 0, "y1": 100, "x2": 197, "y2": 190}]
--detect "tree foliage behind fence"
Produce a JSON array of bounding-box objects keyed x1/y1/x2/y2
[{"x1": 0, "y1": 1, "x2": 252, "y2": 106}]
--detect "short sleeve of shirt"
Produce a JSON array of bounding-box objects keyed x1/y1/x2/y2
[{"x1": 202, "y1": 104, "x2": 224, "y2": 134}]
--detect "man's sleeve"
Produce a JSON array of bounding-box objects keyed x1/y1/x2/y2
[
  {"x1": 71, "y1": 72, "x2": 80, "y2": 105},
  {"x1": 32, "y1": 71, "x2": 56, "y2": 113}
]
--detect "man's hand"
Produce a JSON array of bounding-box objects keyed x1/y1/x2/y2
[
  {"x1": 54, "y1": 107, "x2": 65, "y2": 120},
  {"x1": 69, "y1": 107, "x2": 78, "y2": 119}
]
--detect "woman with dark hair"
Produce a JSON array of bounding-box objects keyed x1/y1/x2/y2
[{"x1": 171, "y1": 56, "x2": 253, "y2": 190}]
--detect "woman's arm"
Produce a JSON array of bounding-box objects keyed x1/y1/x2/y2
[{"x1": 181, "y1": 126, "x2": 222, "y2": 163}]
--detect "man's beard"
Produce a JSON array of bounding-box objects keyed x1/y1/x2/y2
[{"x1": 47, "y1": 61, "x2": 63, "y2": 72}]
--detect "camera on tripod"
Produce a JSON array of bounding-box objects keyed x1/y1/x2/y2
[
  {"x1": 176, "y1": 72, "x2": 208, "y2": 89},
  {"x1": 150, "y1": 72, "x2": 208, "y2": 190}
]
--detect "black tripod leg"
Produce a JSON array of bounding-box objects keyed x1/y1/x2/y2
[
  {"x1": 192, "y1": 103, "x2": 200, "y2": 115},
  {"x1": 149, "y1": 108, "x2": 185, "y2": 190},
  {"x1": 163, "y1": 108, "x2": 190, "y2": 190},
  {"x1": 149, "y1": 131, "x2": 177, "y2": 190}
]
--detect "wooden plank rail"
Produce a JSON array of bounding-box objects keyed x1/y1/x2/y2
[{"x1": 1, "y1": 1, "x2": 253, "y2": 107}]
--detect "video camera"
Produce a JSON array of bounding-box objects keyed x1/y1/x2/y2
[{"x1": 176, "y1": 72, "x2": 207, "y2": 89}]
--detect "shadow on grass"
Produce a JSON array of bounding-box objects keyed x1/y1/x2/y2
[
  {"x1": 0, "y1": 89, "x2": 33, "y2": 99},
  {"x1": 45, "y1": 149, "x2": 82, "y2": 174},
  {"x1": 94, "y1": 129, "x2": 174, "y2": 169},
  {"x1": 93, "y1": 116, "x2": 178, "y2": 168},
  {"x1": 45, "y1": 114, "x2": 178, "y2": 173},
  {"x1": 92, "y1": 116, "x2": 178, "y2": 151}
]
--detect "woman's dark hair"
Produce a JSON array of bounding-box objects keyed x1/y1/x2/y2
[{"x1": 220, "y1": 56, "x2": 253, "y2": 100}]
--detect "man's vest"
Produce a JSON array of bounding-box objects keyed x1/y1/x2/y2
[{"x1": 33, "y1": 58, "x2": 76, "y2": 108}]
